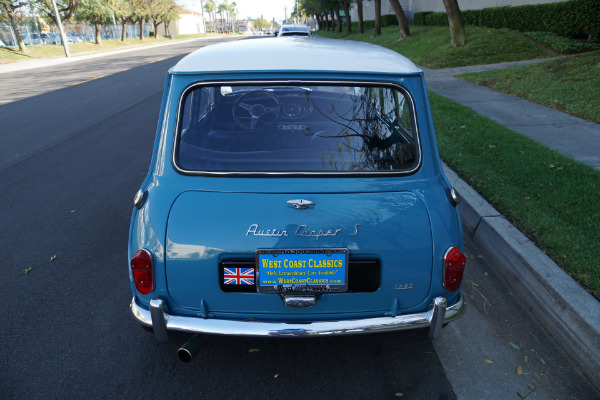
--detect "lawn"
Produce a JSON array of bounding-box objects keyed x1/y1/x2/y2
[
  {"x1": 429, "y1": 92, "x2": 600, "y2": 299},
  {"x1": 316, "y1": 25, "x2": 553, "y2": 68},
  {"x1": 0, "y1": 34, "x2": 218, "y2": 64}
]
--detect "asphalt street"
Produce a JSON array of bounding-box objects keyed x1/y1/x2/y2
[{"x1": 0, "y1": 37, "x2": 597, "y2": 399}]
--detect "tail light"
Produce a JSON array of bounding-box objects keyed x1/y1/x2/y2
[
  {"x1": 131, "y1": 249, "x2": 154, "y2": 295},
  {"x1": 443, "y1": 247, "x2": 466, "y2": 292}
]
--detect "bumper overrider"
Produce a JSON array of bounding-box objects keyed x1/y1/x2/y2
[{"x1": 131, "y1": 295, "x2": 465, "y2": 342}]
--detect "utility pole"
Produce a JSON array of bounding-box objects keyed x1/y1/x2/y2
[{"x1": 51, "y1": 0, "x2": 69, "y2": 57}]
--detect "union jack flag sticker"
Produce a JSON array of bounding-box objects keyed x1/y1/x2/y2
[{"x1": 223, "y1": 267, "x2": 255, "y2": 285}]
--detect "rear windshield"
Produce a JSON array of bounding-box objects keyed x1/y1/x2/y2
[
  {"x1": 279, "y1": 32, "x2": 310, "y2": 36},
  {"x1": 175, "y1": 83, "x2": 419, "y2": 174}
]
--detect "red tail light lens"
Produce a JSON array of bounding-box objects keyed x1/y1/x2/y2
[
  {"x1": 443, "y1": 247, "x2": 466, "y2": 292},
  {"x1": 130, "y1": 249, "x2": 154, "y2": 295}
]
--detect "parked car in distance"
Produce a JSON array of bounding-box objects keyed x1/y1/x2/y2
[
  {"x1": 39, "y1": 32, "x2": 57, "y2": 45},
  {"x1": 278, "y1": 24, "x2": 312, "y2": 37},
  {"x1": 22, "y1": 33, "x2": 42, "y2": 46},
  {"x1": 129, "y1": 37, "x2": 466, "y2": 360},
  {"x1": 54, "y1": 33, "x2": 74, "y2": 45}
]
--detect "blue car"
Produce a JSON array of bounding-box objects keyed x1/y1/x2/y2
[{"x1": 129, "y1": 37, "x2": 466, "y2": 359}]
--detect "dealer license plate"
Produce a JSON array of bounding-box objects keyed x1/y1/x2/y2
[{"x1": 256, "y1": 248, "x2": 349, "y2": 293}]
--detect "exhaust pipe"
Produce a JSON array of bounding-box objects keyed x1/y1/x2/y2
[{"x1": 177, "y1": 334, "x2": 208, "y2": 363}]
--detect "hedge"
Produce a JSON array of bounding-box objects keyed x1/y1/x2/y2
[
  {"x1": 346, "y1": 14, "x2": 398, "y2": 31},
  {"x1": 414, "y1": 0, "x2": 599, "y2": 41}
]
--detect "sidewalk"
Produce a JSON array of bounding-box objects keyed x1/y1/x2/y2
[
  {"x1": 422, "y1": 62, "x2": 600, "y2": 170},
  {"x1": 2, "y1": 41, "x2": 599, "y2": 390},
  {"x1": 422, "y1": 64, "x2": 600, "y2": 391}
]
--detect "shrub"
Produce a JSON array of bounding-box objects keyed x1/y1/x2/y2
[
  {"x1": 524, "y1": 31, "x2": 600, "y2": 53},
  {"x1": 413, "y1": 12, "x2": 433, "y2": 26},
  {"x1": 414, "y1": 0, "x2": 599, "y2": 41}
]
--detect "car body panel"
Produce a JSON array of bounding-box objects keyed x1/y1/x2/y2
[
  {"x1": 165, "y1": 190, "x2": 433, "y2": 312},
  {"x1": 128, "y1": 38, "x2": 465, "y2": 339}
]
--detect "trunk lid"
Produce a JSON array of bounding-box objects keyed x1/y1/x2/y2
[{"x1": 165, "y1": 190, "x2": 433, "y2": 314}]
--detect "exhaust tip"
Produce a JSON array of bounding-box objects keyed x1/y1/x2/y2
[
  {"x1": 177, "y1": 347, "x2": 193, "y2": 363},
  {"x1": 177, "y1": 334, "x2": 207, "y2": 363}
]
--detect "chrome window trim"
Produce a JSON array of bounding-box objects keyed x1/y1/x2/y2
[{"x1": 171, "y1": 80, "x2": 423, "y2": 177}]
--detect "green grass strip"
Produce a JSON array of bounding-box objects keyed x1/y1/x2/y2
[
  {"x1": 429, "y1": 91, "x2": 600, "y2": 298},
  {"x1": 0, "y1": 33, "x2": 222, "y2": 63},
  {"x1": 317, "y1": 25, "x2": 552, "y2": 69}
]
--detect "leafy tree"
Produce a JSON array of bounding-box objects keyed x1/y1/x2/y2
[
  {"x1": 0, "y1": 0, "x2": 30, "y2": 52},
  {"x1": 338, "y1": 1, "x2": 351, "y2": 34},
  {"x1": 37, "y1": 0, "x2": 78, "y2": 27},
  {"x1": 77, "y1": 0, "x2": 112, "y2": 45},
  {"x1": 148, "y1": 0, "x2": 178, "y2": 39},
  {"x1": 442, "y1": 0, "x2": 465, "y2": 47},
  {"x1": 300, "y1": 0, "x2": 320, "y2": 29},
  {"x1": 321, "y1": 0, "x2": 338, "y2": 31},
  {"x1": 253, "y1": 17, "x2": 269, "y2": 31},
  {"x1": 160, "y1": 0, "x2": 179, "y2": 36},
  {"x1": 130, "y1": 0, "x2": 152, "y2": 40},
  {"x1": 108, "y1": 0, "x2": 135, "y2": 41},
  {"x1": 389, "y1": 0, "x2": 409, "y2": 39}
]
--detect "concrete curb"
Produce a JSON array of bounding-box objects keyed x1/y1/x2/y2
[{"x1": 443, "y1": 163, "x2": 600, "y2": 391}]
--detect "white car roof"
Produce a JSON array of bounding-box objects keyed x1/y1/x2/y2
[{"x1": 172, "y1": 37, "x2": 421, "y2": 75}]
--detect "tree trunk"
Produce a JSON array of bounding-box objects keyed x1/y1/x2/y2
[
  {"x1": 94, "y1": 22, "x2": 102, "y2": 45},
  {"x1": 335, "y1": 8, "x2": 342, "y2": 33},
  {"x1": 389, "y1": 0, "x2": 410, "y2": 39},
  {"x1": 121, "y1": 18, "x2": 127, "y2": 41},
  {"x1": 356, "y1": 0, "x2": 363, "y2": 34},
  {"x1": 3, "y1": 5, "x2": 27, "y2": 53},
  {"x1": 342, "y1": 1, "x2": 351, "y2": 34},
  {"x1": 329, "y1": 9, "x2": 335, "y2": 31},
  {"x1": 442, "y1": 0, "x2": 466, "y2": 47},
  {"x1": 373, "y1": 0, "x2": 381, "y2": 37},
  {"x1": 139, "y1": 18, "x2": 145, "y2": 40},
  {"x1": 153, "y1": 21, "x2": 160, "y2": 38}
]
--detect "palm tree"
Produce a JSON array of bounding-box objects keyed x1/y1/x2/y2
[
  {"x1": 229, "y1": 2, "x2": 237, "y2": 33},
  {"x1": 217, "y1": 2, "x2": 227, "y2": 33},
  {"x1": 205, "y1": 0, "x2": 215, "y2": 32}
]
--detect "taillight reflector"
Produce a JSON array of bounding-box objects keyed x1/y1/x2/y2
[
  {"x1": 131, "y1": 249, "x2": 154, "y2": 295},
  {"x1": 443, "y1": 247, "x2": 466, "y2": 292}
]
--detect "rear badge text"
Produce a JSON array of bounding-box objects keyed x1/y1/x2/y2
[{"x1": 246, "y1": 223, "x2": 361, "y2": 240}]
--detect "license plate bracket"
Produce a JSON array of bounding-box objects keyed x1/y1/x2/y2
[{"x1": 256, "y1": 248, "x2": 349, "y2": 293}]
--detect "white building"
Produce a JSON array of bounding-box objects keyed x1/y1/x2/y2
[{"x1": 158, "y1": 6, "x2": 206, "y2": 37}]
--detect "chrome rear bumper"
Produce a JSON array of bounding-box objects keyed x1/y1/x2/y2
[{"x1": 131, "y1": 295, "x2": 465, "y2": 341}]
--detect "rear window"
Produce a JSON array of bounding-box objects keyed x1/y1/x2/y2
[{"x1": 174, "y1": 83, "x2": 419, "y2": 174}]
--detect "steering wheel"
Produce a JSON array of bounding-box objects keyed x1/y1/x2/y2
[{"x1": 232, "y1": 90, "x2": 281, "y2": 130}]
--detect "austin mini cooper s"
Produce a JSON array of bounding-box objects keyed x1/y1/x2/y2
[{"x1": 129, "y1": 37, "x2": 466, "y2": 354}]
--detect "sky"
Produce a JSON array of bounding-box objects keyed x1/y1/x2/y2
[{"x1": 177, "y1": 0, "x2": 297, "y2": 23}]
